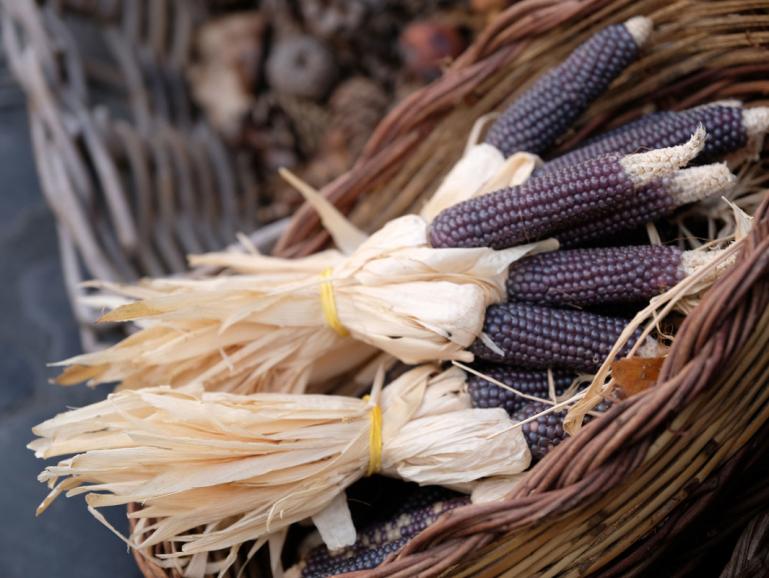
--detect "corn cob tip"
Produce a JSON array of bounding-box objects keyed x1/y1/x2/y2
[
  {"x1": 623, "y1": 16, "x2": 653, "y2": 46},
  {"x1": 680, "y1": 248, "x2": 731, "y2": 277},
  {"x1": 706, "y1": 99, "x2": 743, "y2": 109},
  {"x1": 668, "y1": 163, "x2": 736, "y2": 206},
  {"x1": 620, "y1": 125, "x2": 706, "y2": 183},
  {"x1": 743, "y1": 107, "x2": 769, "y2": 136}
]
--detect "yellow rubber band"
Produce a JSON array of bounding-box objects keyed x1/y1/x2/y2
[
  {"x1": 320, "y1": 267, "x2": 349, "y2": 337},
  {"x1": 362, "y1": 395, "x2": 383, "y2": 477}
]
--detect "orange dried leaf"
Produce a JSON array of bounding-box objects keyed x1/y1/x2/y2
[{"x1": 612, "y1": 357, "x2": 664, "y2": 397}]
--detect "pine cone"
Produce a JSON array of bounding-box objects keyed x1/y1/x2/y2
[
  {"x1": 329, "y1": 77, "x2": 389, "y2": 157},
  {"x1": 300, "y1": 77, "x2": 389, "y2": 188},
  {"x1": 277, "y1": 95, "x2": 332, "y2": 157}
]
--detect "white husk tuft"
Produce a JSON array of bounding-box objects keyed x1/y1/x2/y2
[
  {"x1": 623, "y1": 16, "x2": 653, "y2": 46},
  {"x1": 620, "y1": 127, "x2": 706, "y2": 183},
  {"x1": 30, "y1": 366, "x2": 530, "y2": 576},
  {"x1": 739, "y1": 107, "x2": 769, "y2": 161},
  {"x1": 667, "y1": 163, "x2": 736, "y2": 205}
]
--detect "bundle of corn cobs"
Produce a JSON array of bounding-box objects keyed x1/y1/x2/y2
[
  {"x1": 190, "y1": 0, "x2": 484, "y2": 220},
  {"x1": 30, "y1": 15, "x2": 769, "y2": 578}
]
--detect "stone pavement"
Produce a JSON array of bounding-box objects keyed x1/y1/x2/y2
[{"x1": 0, "y1": 89, "x2": 142, "y2": 576}]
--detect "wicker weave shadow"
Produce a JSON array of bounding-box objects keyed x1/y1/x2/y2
[
  {"x1": 0, "y1": 0, "x2": 282, "y2": 351},
  {"x1": 274, "y1": 0, "x2": 769, "y2": 258}
]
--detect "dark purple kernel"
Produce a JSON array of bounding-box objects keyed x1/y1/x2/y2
[
  {"x1": 556, "y1": 177, "x2": 677, "y2": 247},
  {"x1": 512, "y1": 398, "x2": 611, "y2": 461},
  {"x1": 300, "y1": 488, "x2": 469, "y2": 577},
  {"x1": 467, "y1": 364, "x2": 574, "y2": 414}
]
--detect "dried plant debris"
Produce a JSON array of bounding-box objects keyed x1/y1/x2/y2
[{"x1": 189, "y1": 1, "x2": 473, "y2": 218}]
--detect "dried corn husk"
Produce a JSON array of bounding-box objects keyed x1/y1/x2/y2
[
  {"x1": 55, "y1": 164, "x2": 554, "y2": 394},
  {"x1": 30, "y1": 366, "x2": 530, "y2": 577}
]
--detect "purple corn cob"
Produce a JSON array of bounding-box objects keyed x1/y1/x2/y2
[
  {"x1": 512, "y1": 398, "x2": 612, "y2": 461},
  {"x1": 467, "y1": 364, "x2": 575, "y2": 414},
  {"x1": 429, "y1": 153, "x2": 637, "y2": 249},
  {"x1": 484, "y1": 17, "x2": 651, "y2": 157},
  {"x1": 300, "y1": 488, "x2": 468, "y2": 578},
  {"x1": 506, "y1": 245, "x2": 685, "y2": 306},
  {"x1": 512, "y1": 401, "x2": 568, "y2": 461},
  {"x1": 539, "y1": 104, "x2": 750, "y2": 174},
  {"x1": 429, "y1": 130, "x2": 715, "y2": 250},
  {"x1": 557, "y1": 164, "x2": 735, "y2": 247},
  {"x1": 471, "y1": 302, "x2": 653, "y2": 372}
]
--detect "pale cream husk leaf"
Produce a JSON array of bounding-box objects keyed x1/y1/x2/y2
[{"x1": 30, "y1": 366, "x2": 530, "y2": 577}]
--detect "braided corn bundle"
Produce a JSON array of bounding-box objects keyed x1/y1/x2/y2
[{"x1": 55, "y1": 191, "x2": 554, "y2": 394}]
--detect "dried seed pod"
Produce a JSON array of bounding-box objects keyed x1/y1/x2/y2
[
  {"x1": 483, "y1": 16, "x2": 651, "y2": 157},
  {"x1": 467, "y1": 364, "x2": 575, "y2": 414},
  {"x1": 506, "y1": 245, "x2": 686, "y2": 306},
  {"x1": 471, "y1": 302, "x2": 656, "y2": 372},
  {"x1": 266, "y1": 35, "x2": 337, "y2": 100},
  {"x1": 429, "y1": 131, "x2": 708, "y2": 250},
  {"x1": 558, "y1": 163, "x2": 736, "y2": 247},
  {"x1": 539, "y1": 104, "x2": 769, "y2": 175},
  {"x1": 299, "y1": 488, "x2": 468, "y2": 578}
]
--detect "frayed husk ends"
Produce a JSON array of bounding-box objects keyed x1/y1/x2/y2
[{"x1": 31, "y1": 366, "x2": 530, "y2": 576}]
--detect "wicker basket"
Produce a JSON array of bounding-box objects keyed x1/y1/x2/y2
[
  {"x1": 7, "y1": 0, "x2": 769, "y2": 577},
  {"x1": 0, "y1": 0, "x2": 287, "y2": 351}
]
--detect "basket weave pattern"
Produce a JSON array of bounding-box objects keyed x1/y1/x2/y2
[{"x1": 1, "y1": 0, "x2": 280, "y2": 350}]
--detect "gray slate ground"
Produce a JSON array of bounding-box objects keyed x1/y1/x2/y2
[{"x1": 0, "y1": 87, "x2": 142, "y2": 576}]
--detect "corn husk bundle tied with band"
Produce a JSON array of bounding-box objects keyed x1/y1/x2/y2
[
  {"x1": 53, "y1": 127, "x2": 731, "y2": 396},
  {"x1": 55, "y1": 191, "x2": 553, "y2": 394},
  {"x1": 30, "y1": 366, "x2": 530, "y2": 576}
]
